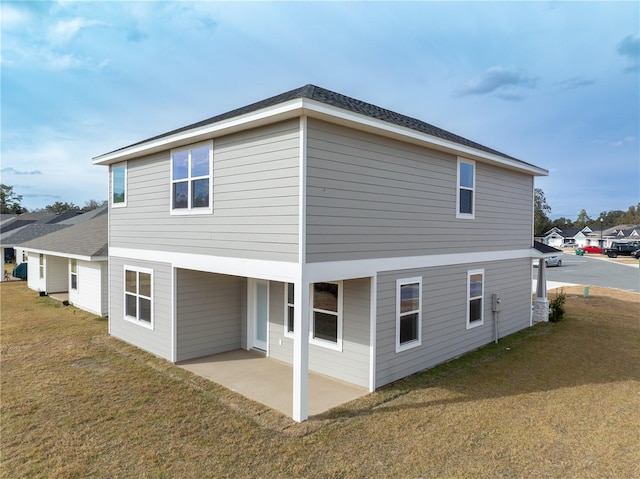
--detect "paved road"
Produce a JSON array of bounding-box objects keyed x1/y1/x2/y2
[{"x1": 533, "y1": 253, "x2": 640, "y2": 293}]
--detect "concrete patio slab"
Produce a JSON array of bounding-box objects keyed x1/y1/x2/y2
[{"x1": 178, "y1": 349, "x2": 368, "y2": 417}]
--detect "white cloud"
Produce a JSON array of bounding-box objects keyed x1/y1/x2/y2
[
  {"x1": 609, "y1": 136, "x2": 636, "y2": 147},
  {"x1": 0, "y1": 3, "x2": 29, "y2": 28},
  {"x1": 1, "y1": 167, "x2": 42, "y2": 175},
  {"x1": 1, "y1": 126, "x2": 108, "y2": 210},
  {"x1": 48, "y1": 17, "x2": 103, "y2": 45},
  {"x1": 456, "y1": 66, "x2": 539, "y2": 100},
  {"x1": 556, "y1": 77, "x2": 595, "y2": 90}
]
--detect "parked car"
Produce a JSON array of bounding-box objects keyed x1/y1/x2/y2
[
  {"x1": 561, "y1": 242, "x2": 576, "y2": 248},
  {"x1": 546, "y1": 255, "x2": 563, "y2": 267},
  {"x1": 533, "y1": 255, "x2": 562, "y2": 267},
  {"x1": 604, "y1": 242, "x2": 640, "y2": 258},
  {"x1": 579, "y1": 246, "x2": 602, "y2": 254},
  {"x1": 630, "y1": 249, "x2": 640, "y2": 259}
]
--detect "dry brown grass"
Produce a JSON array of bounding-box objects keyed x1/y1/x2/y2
[{"x1": 2, "y1": 282, "x2": 639, "y2": 478}]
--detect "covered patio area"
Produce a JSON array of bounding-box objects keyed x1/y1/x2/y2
[{"x1": 178, "y1": 349, "x2": 369, "y2": 417}]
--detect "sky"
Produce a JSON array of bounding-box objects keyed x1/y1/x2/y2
[{"x1": 1, "y1": 1, "x2": 638, "y2": 220}]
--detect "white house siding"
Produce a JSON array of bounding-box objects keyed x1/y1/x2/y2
[
  {"x1": 175, "y1": 269, "x2": 246, "y2": 362},
  {"x1": 375, "y1": 258, "x2": 532, "y2": 387},
  {"x1": 27, "y1": 252, "x2": 45, "y2": 292},
  {"x1": 109, "y1": 119, "x2": 300, "y2": 263},
  {"x1": 101, "y1": 262, "x2": 108, "y2": 316},
  {"x1": 305, "y1": 119, "x2": 534, "y2": 262},
  {"x1": 268, "y1": 278, "x2": 371, "y2": 388},
  {"x1": 69, "y1": 260, "x2": 108, "y2": 316},
  {"x1": 45, "y1": 255, "x2": 68, "y2": 293},
  {"x1": 109, "y1": 256, "x2": 173, "y2": 361}
]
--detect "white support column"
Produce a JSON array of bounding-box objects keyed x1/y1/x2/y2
[
  {"x1": 292, "y1": 278, "x2": 310, "y2": 422},
  {"x1": 293, "y1": 115, "x2": 309, "y2": 422},
  {"x1": 535, "y1": 258, "x2": 547, "y2": 301},
  {"x1": 533, "y1": 258, "x2": 549, "y2": 323},
  {"x1": 368, "y1": 275, "x2": 377, "y2": 392}
]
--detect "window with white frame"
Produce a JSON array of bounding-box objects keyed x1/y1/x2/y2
[
  {"x1": 70, "y1": 259, "x2": 78, "y2": 290},
  {"x1": 457, "y1": 158, "x2": 475, "y2": 218},
  {"x1": 124, "y1": 267, "x2": 153, "y2": 327},
  {"x1": 39, "y1": 254, "x2": 44, "y2": 279},
  {"x1": 284, "y1": 283, "x2": 294, "y2": 338},
  {"x1": 171, "y1": 142, "x2": 212, "y2": 212},
  {"x1": 310, "y1": 282, "x2": 342, "y2": 350},
  {"x1": 467, "y1": 269, "x2": 484, "y2": 329},
  {"x1": 112, "y1": 162, "x2": 127, "y2": 206},
  {"x1": 396, "y1": 277, "x2": 422, "y2": 352}
]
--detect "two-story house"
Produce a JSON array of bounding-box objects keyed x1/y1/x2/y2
[{"x1": 93, "y1": 85, "x2": 549, "y2": 421}]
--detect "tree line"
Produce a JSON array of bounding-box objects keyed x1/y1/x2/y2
[
  {"x1": 535, "y1": 188, "x2": 640, "y2": 236},
  {"x1": 0, "y1": 184, "x2": 106, "y2": 214}
]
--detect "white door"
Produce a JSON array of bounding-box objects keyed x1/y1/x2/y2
[{"x1": 252, "y1": 280, "x2": 269, "y2": 351}]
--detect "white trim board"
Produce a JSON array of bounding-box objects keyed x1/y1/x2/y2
[
  {"x1": 21, "y1": 248, "x2": 107, "y2": 262},
  {"x1": 109, "y1": 247, "x2": 534, "y2": 283}
]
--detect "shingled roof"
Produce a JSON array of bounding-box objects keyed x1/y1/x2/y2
[
  {"x1": 103, "y1": 84, "x2": 536, "y2": 168},
  {"x1": 1, "y1": 224, "x2": 70, "y2": 247},
  {"x1": 19, "y1": 210, "x2": 107, "y2": 259}
]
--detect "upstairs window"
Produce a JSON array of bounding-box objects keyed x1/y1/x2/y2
[
  {"x1": 171, "y1": 142, "x2": 212, "y2": 213},
  {"x1": 466, "y1": 269, "x2": 484, "y2": 329},
  {"x1": 457, "y1": 158, "x2": 475, "y2": 219},
  {"x1": 112, "y1": 162, "x2": 127, "y2": 207}
]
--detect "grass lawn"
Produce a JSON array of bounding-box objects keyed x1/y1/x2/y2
[{"x1": 1, "y1": 282, "x2": 639, "y2": 478}]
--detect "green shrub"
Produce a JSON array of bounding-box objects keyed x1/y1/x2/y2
[{"x1": 549, "y1": 289, "x2": 567, "y2": 322}]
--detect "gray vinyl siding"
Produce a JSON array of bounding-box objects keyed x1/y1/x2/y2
[
  {"x1": 376, "y1": 258, "x2": 532, "y2": 387},
  {"x1": 268, "y1": 278, "x2": 371, "y2": 388},
  {"x1": 305, "y1": 119, "x2": 534, "y2": 262},
  {"x1": 109, "y1": 120, "x2": 300, "y2": 262},
  {"x1": 108, "y1": 256, "x2": 173, "y2": 360},
  {"x1": 175, "y1": 269, "x2": 245, "y2": 362}
]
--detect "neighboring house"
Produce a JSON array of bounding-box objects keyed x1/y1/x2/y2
[
  {"x1": 605, "y1": 225, "x2": 640, "y2": 247},
  {"x1": 18, "y1": 208, "x2": 108, "y2": 316},
  {"x1": 0, "y1": 210, "x2": 84, "y2": 269},
  {"x1": 93, "y1": 84, "x2": 549, "y2": 421},
  {"x1": 541, "y1": 226, "x2": 593, "y2": 248},
  {"x1": 578, "y1": 224, "x2": 640, "y2": 249}
]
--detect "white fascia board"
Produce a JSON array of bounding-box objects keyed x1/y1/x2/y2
[
  {"x1": 20, "y1": 247, "x2": 106, "y2": 262},
  {"x1": 109, "y1": 247, "x2": 299, "y2": 282},
  {"x1": 300, "y1": 99, "x2": 549, "y2": 177},
  {"x1": 304, "y1": 249, "x2": 535, "y2": 283},
  {"x1": 92, "y1": 99, "x2": 305, "y2": 165},
  {"x1": 111, "y1": 247, "x2": 540, "y2": 284},
  {"x1": 531, "y1": 249, "x2": 561, "y2": 259}
]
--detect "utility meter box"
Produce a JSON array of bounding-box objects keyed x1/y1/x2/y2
[{"x1": 492, "y1": 293, "x2": 501, "y2": 312}]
